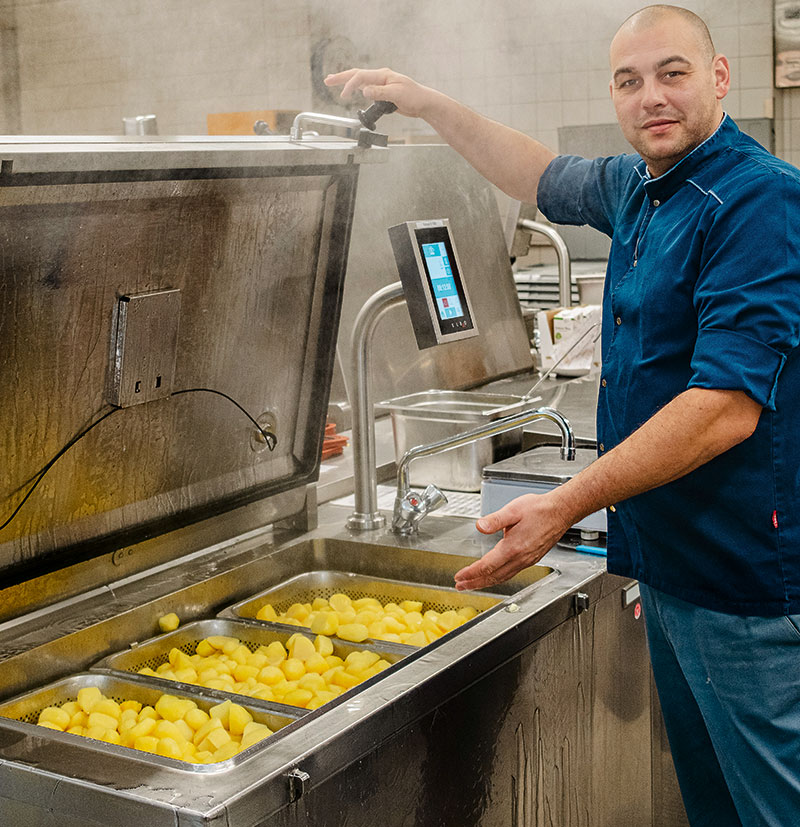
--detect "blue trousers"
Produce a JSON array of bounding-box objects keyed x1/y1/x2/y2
[{"x1": 640, "y1": 584, "x2": 800, "y2": 827}]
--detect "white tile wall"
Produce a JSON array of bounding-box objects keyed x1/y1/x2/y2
[{"x1": 2, "y1": 0, "x2": 795, "y2": 170}]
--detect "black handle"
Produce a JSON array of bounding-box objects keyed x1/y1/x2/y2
[{"x1": 357, "y1": 100, "x2": 398, "y2": 131}]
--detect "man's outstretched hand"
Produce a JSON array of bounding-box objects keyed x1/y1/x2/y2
[{"x1": 454, "y1": 493, "x2": 571, "y2": 591}]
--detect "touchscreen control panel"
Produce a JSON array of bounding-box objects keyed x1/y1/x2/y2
[{"x1": 388, "y1": 219, "x2": 478, "y2": 349}]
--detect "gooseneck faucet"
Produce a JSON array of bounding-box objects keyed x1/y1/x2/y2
[
  {"x1": 346, "y1": 282, "x2": 407, "y2": 531},
  {"x1": 392, "y1": 406, "x2": 576, "y2": 535},
  {"x1": 518, "y1": 219, "x2": 572, "y2": 309}
]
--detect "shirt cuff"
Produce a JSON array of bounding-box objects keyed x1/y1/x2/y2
[{"x1": 689, "y1": 328, "x2": 786, "y2": 410}]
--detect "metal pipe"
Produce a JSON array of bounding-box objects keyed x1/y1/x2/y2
[
  {"x1": 290, "y1": 111, "x2": 363, "y2": 141},
  {"x1": 346, "y1": 282, "x2": 407, "y2": 531},
  {"x1": 393, "y1": 406, "x2": 575, "y2": 534},
  {"x1": 518, "y1": 219, "x2": 572, "y2": 308}
]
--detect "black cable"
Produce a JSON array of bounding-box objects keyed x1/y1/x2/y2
[
  {"x1": 0, "y1": 406, "x2": 121, "y2": 532},
  {"x1": 1, "y1": 387, "x2": 277, "y2": 533},
  {"x1": 170, "y1": 387, "x2": 277, "y2": 451}
]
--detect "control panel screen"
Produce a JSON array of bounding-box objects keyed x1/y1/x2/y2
[
  {"x1": 420, "y1": 242, "x2": 464, "y2": 321},
  {"x1": 414, "y1": 227, "x2": 474, "y2": 336}
]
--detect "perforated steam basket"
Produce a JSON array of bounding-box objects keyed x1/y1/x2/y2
[
  {"x1": 218, "y1": 570, "x2": 503, "y2": 647},
  {"x1": 91, "y1": 618, "x2": 410, "y2": 710},
  {"x1": 0, "y1": 672, "x2": 299, "y2": 773}
]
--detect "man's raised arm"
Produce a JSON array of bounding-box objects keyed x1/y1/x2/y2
[{"x1": 325, "y1": 68, "x2": 557, "y2": 204}]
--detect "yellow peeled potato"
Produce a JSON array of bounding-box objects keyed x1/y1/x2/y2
[
  {"x1": 156, "y1": 737, "x2": 183, "y2": 760},
  {"x1": 288, "y1": 634, "x2": 316, "y2": 662},
  {"x1": 88, "y1": 712, "x2": 119, "y2": 732},
  {"x1": 155, "y1": 695, "x2": 185, "y2": 723},
  {"x1": 314, "y1": 635, "x2": 334, "y2": 657},
  {"x1": 134, "y1": 735, "x2": 160, "y2": 754},
  {"x1": 399, "y1": 600, "x2": 423, "y2": 613},
  {"x1": 256, "y1": 603, "x2": 278, "y2": 622},
  {"x1": 281, "y1": 657, "x2": 305, "y2": 681},
  {"x1": 310, "y1": 611, "x2": 339, "y2": 636},
  {"x1": 158, "y1": 613, "x2": 180, "y2": 633},
  {"x1": 403, "y1": 631, "x2": 428, "y2": 647},
  {"x1": 129, "y1": 717, "x2": 157, "y2": 739},
  {"x1": 233, "y1": 664, "x2": 259, "y2": 683},
  {"x1": 228, "y1": 703, "x2": 253, "y2": 736},
  {"x1": 329, "y1": 593, "x2": 352, "y2": 614},
  {"x1": 264, "y1": 641, "x2": 288, "y2": 664},
  {"x1": 209, "y1": 700, "x2": 232, "y2": 728},
  {"x1": 256, "y1": 665, "x2": 285, "y2": 686},
  {"x1": 285, "y1": 602, "x2": 311, "y2": 622},
  {"x1": 336, "y1": 623, "x2": 369, "y2": 643},
  {"x1": 303, "y1": 652, "x2": 329, "y2": 675},
  {"x1": 195, "y1": 639, "x2": 215, "y2": 657},
  {"x1": 193, "y1": 716, "x2": 223, "y2": 746},
  {"x1": 283, "y1": 688, "x2": 314, "y2": 708},
  {"x1": 70, "y1": 710, "x2": 89, "y2": 729},
  {"x1": 240, "y1": 722, "x2": 273, "y2": 750},
  {"x1": 211, "y1": 741, "x2": 239, "y2": 763},
  {"x1": 38, "y1": 707, "x2": 71, "y2": 730},
  {"x1": 198, "y1": 725, "x2": 231, "y2": 754},
  {"x1": 184, "y1": 707, "x2": 210, "y2": 731},
  {"x1": 77, "y1": 686, "x2": 103, "y2": 714}
]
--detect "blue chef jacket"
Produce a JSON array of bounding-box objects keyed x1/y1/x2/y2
[{"x1": 537, "y1": 115, "x2": 800, "y2": 616}]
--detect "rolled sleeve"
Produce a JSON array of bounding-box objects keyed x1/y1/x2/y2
[
  {"x1": 689, "y1": 328, "x2": 787, "y2": 409},
  {"x1": 690, "y1": 172, "x2": 800, "y2": 411}
]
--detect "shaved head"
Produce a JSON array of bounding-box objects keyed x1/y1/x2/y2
[
  {"x1": 616, "y1": 5, "x2": 716, "y2": 64},
  {"x1": 608, "y1": 4, "x2": 729, "y2": 176}
]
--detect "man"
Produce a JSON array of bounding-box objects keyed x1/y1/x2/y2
[{"x1": 327, "y1": 5, "x2": 800, "y2": 826}]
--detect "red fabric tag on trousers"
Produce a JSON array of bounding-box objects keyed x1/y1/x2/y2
[{"x1": 772, "y1": 510, "x2": 779, "y2": 529}]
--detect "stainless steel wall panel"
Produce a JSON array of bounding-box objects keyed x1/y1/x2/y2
[{"x1": 336, "y1": 145, "x2": 533, "y2": 408}]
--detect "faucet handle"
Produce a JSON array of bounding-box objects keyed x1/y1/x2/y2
[
  {"x1": 419, "y1": 484, "x2": 447, "y2": 513},
  {"x1": 392, "y1": 484, "x2": 449, "y2": 534}
]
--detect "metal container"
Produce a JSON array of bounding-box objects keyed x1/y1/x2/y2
[
  {"x1": 377, "y1": 390, "x2": 526, "y2": 492},
  {"x1": 0, "y1": 672, "x2": 301, "y2": 772},
  {"x1": 92, "y1": 617, "x2": 411, "y2": 709},
  {"x1": 220, "y1": 570, "x2": 508, "y2": 647}
]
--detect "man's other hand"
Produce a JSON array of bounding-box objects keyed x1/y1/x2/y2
[{"x1": 324, "y1": 68, "x2": 431, "y2": 119}]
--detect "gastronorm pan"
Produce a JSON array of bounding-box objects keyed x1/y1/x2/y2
[
  {"x1": 219, "y1": 570, "x2": 504, "y2": 645},
  {"x1": 0, "y1": 672, "x2": 300, "y2": 773},
  {"x1": 91, "y1": 618, "x2": 411, "y2": 709}
]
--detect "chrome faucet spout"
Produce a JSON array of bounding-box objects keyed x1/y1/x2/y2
[{"x1": 392, "y1": 405, "x2": 575, "y2": 535}]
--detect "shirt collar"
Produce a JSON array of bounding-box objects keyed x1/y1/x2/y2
[{"x1": 637, "y1": 113, "x2": 737, "y2": 203}]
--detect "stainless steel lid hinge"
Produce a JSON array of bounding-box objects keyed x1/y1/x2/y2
[
  {"x1": 573, "y1": 592, "x2": 590, "y2": 615},
  {"x1": 287, "y1": 767, "x2": 311, "y2": 803}
]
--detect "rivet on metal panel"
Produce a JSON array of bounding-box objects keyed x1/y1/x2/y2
[
  {"x1": 573, "y1": 592, "x2": 590, "y2": 614},
  {"x1": 287, "y1": 767, "x2": 311, "y2": 802},
  {"x1": 111, "y1": 546, "x2": 135, "y2": 566}
]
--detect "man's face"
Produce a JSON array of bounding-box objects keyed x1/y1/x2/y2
[{"x1": 609, "y1": 16, "x2": 729, "y2": 177}]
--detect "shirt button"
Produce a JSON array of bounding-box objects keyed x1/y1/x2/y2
[
  {"x1": 599, "y1": 443, "x2": 605, "y2": 452},
  {"x1": 601, "y1": 378, "x2": 607, "y2": 387},
  {"x1": 653, "y1": 199, "x2": 660, "y2": 207},
  {"x1": 609, "y1": 505, "x2": 617, "y2": 513},
  {"x1": 615, "y1": 317, "x2": 622, "y2": 325}
]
